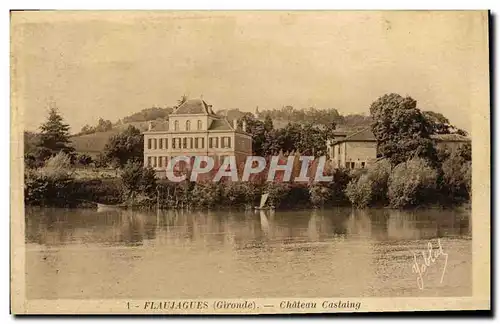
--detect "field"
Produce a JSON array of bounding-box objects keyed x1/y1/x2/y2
[{"x1": 70, "y1": 121, "x2": 149, "y2": 156}]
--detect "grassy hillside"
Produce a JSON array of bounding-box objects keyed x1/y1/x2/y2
[
  {"x1": 70, "y1": 106, "x2": 371, "y2": 155},
  {"x1": 70, "y1": 121, "x2": 151, "y2": 156}
]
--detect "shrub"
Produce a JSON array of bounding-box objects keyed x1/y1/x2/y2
[
  {"x1": 388, "y1": 158, "x2": 438, "y2": 208},
  {"x1": 344, "y1": 159, "x2": 391, "y2": 208},
  {"x1": 328, "y1": 168, "x2": 352, "y2": 205},
  {"x1": 191, "y1": 181, "x2": 221, "y2": 208},
  {"x1": 221, "y1": 181, "x2": 259, "y2": 207},
  {"x1": 39, "y1": 152, "x2": 73, "y2": 180},
  {"x1": 24, "y1": 169, "x2": 75, "y2": 207},
  {"x1": 345, "y1": 174, "x2": 373, "y2": 208},
  {"x1": 265, "y1": 182, "x2": 290, "y2": 208},
  {"x1": 120, "y1": 162, "x2": 157, "y2": 202},
  {"x1": 441, "y1": 150, "x2": 472, "y2": 203},
  {"x1": 308, "y1": 182, "x2": 332, "y2": 208}
]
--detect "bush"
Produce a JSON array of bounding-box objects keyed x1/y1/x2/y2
[
  {"x1": 441, "y1": 150, "x2": 472, "y2": 203},
  {"x1": 191, "y1": 181, "x2": 221, "y2": 208},
  {"x1": 388, "y1": 158, "x2": 438, "y2": 208},
  {"x1": 265, "y1": 182, "x2": 290, "y2": 208},
  {"x1": 328, "y1": 168, "x2": 352, "y2": 205},
  {"x1": 221, "y1": 181, "x2": 259, "y2": 207},
  {"x1": 24, "y1": 169, "x2": 75, "y2": 207},
  {"x1": 344, "y1": 160, "x2": 391, "y2": 208},
  {"x1": 309, "y1": 182, "x2": 332, "y2": 208},
  {"x1": 120, "y1": 162, "x2": 157, "y2": 203},
  {"x1": 39, "y1": 152, "x2": 73, "y2": 180},
  {"x1": 345, "y1": 174, "x2": 373, "y2": 208}
]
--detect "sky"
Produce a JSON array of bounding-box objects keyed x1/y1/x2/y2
[{"x1": 12, "y1": 11, "x2": 489, "y2": 133}]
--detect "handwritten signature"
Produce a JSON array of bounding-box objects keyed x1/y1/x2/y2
[{"x1": 411, "y1": 239, "x2": 448, "y2": 290}]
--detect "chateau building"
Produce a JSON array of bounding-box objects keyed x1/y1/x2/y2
[{"x1": 142, "y1": 99, "x2": 253, "y2": 175}]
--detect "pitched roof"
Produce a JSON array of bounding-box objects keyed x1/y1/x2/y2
[
  {"x1": 338, "y1": 128, "x2": 377, "y2": 142},
  {"x1": 430, "y1": 134, "x2": 471, "y2": 142},
  {"x1": 208, "y1": 118, "x2": 235, "y2": 131},
  {"x1": 142, "y1": 120, "x2": 169, "y2": 132},
  {"x1": 172, "y1": 99, "x2": 215, "y2": 115}
]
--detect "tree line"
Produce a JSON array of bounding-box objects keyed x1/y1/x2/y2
[{"x1": 24, "y1": 93, "x2": 471, "y2": 209}]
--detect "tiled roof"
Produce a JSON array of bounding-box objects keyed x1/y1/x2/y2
[
  {"x1": 208, "y1": 118, "x2": 235, "y2": 131},
  {"x1": 144, "y1": 120, "x2": 169, "y2": 132},
  {"x1": 172, "y1": 99, "x2": 214, "y2": 115},
  {"x1": 339, "y1": 128, "x2": 377, "y2": 142},
  {"x1": 431, "y1": 134, "x2": 471, "y2": 142}
]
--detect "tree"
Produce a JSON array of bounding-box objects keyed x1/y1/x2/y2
[
  {"x1": 103, "y1": 125, "x2": 143, "y2": 168},
  {"x1": 121, "y1": 161, "x2": 157, "y2": 201},
  {"x1": 423, "y1": 110, "x2": 468, "y2": 136},
  {"x1": 370, "y1": 93, "x2": 436, "y2": 166},
  {"x1": 440, "y1": 146, "x2": 472, "y2": 203},
  {"x1": 238, "y1": 115, "x2": 272, "y2": 156},
  {"x1": 95, "y1": 118, "x2": 113, "y2": 132},
  {"x1": 388, "y1": 158, "x2": 438, "y2": 208},
  {"x1": 345, "y1": 159, "x2": 391, "y2": 208},
  {"x1": 36, "y1": 107, "x2": 75, "y2": 162}
]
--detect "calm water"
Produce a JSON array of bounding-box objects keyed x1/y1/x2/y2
[{"x1": 25, "y1": 207, "x2": 471, "y2": 299}]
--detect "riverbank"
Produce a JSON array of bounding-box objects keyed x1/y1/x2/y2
[{"x1": 24, "y1": 174, "x2": 470, "y2": 211}]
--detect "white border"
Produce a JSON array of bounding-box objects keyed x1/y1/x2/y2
[{"x1": 4, "y1": 2, "x2": 497, "y2": 323}]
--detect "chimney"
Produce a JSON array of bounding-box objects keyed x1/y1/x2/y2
[
  {"x1": 242, "y1": 120, "x2": 247, "y2": 132},
  {"x1": 148, "y1": 121, "x2": 153, "y2": 131},
  {"x1": 233, "y1": 119, "x2": 238, "y2": 130}
]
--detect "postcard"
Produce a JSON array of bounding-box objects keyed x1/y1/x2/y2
[{"x1": 10, "y1": 10, "x2": 490, "y2": 314}]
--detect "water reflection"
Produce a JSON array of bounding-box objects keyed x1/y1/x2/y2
[
  {"x1": 25, "y1": 207, "x2": 472, "y2": 299},
  {"x1": 26, "y1": 207, "x2": 471, "y2": 248}
]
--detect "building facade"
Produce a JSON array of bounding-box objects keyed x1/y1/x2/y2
[
  {"x1": 143, "y1": 99, "x2": 252, "y2": 175},
  {"x1": 430, "y1": 133, "x2": 471, "y2": 153},
  {"x1": 327, "y1": 128, "x2": 471, "y2": 169},
  {"x1": 327, "y1": 128, "x2": 378, "y2": 169}
]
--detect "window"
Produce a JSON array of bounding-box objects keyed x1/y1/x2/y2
[
  {"x1": 197, "y1": 120, "x2": 202, "y2": 130},
  {"x1": 183, "y1": 138, "x2": 187, "y2": 149},
  {"x1": 147, "y1": 156, "x2": 152, "y2": 166},
  {"x1": 158, "y1": 156, "x2": 163, "y2": 168},
  {"x1": 186, "y1": 120, "x2": 191, "y2": 131},
  {"x1": 351, "y1": 162, "x2": 355, "y2": 169},
  {"x1": 214, "y1": 137, "x2": 219, "y2": 148},
  {"x1": 200, "y1": 138, "x2": 204, "y2": 149},
  {"x1": 224, "y1": 137, "x2": 232, "y2": 148},
  {"x1": 194, "y1": 138, "x2": 199, "y2": 149},
  {"x1": 165, "y1": 138, "x2": 168, "y2": 149},
  {"x1": 338, "y1": 146, "x2": 340, "y2": 154},
  {"x1": 172, "y1": 138, "x2": 177, "y2": 149},
  {"x1": 209, "y1": 137, "x2": 213, "y2": 148},
  {"x1": 148, "y1": 138, "x2": 152, "y2": 149},
  {"x1": 159, "y1": 138, "x2": 163, "y2": 150},
  {"x1": 153, "y1": 139, "x2": 157, "y2": 150},
  {"x1": 189, "y1": 138, "x2": 193, "y2": 149},
  {"x1": 153, "y1": 157, "x2": 158, "y2": 167},
  {"x1": 174, "y1": 120, "x2": 179, "y2": 131},
  {"x1": 361, "y1": 162, "x2": 366, "y2": 168}
]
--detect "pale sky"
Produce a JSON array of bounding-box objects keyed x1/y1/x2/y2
[{"x1": 12, "y1": 11, "x2": 489, "y2": 133}]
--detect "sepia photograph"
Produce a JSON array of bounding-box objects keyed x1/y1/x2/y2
[{"x1": 10, "y1": 10, "x2": 490, "y2": 314}]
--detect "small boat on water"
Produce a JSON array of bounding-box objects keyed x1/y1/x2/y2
[
  {"x1": 96, "y1": 202, "x2": 127, "y2": 212},
  {"x1": 254, "y1": 193, "x2": 274, "y2": 211}
]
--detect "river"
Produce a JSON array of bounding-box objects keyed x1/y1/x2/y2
[{"x1": 25, "y1": 207, "x2": 471, "y2": 299}]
